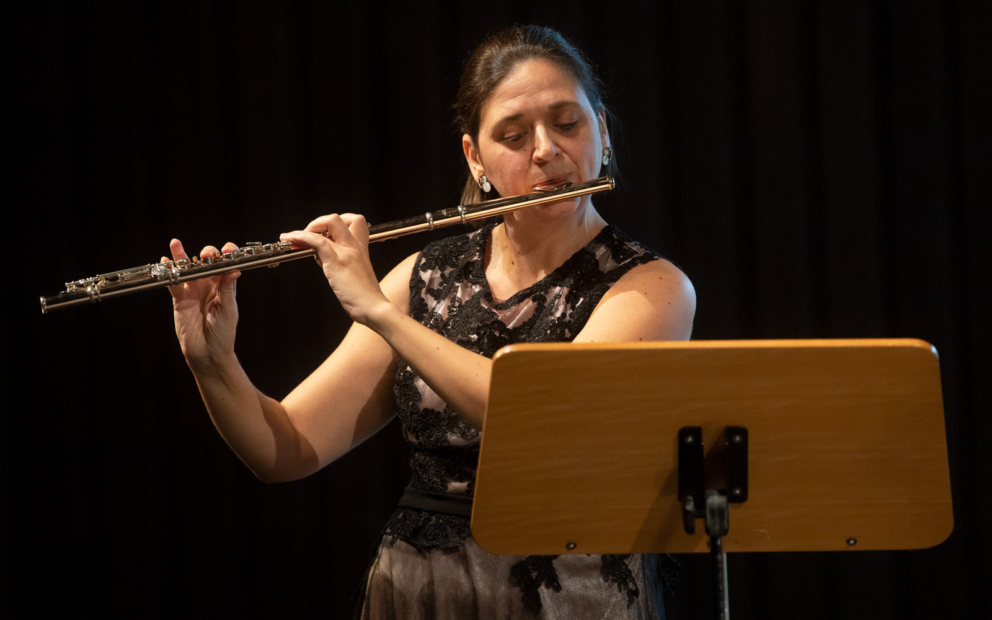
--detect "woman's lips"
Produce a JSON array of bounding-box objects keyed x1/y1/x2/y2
[{"x1": 533, "y1": 175, "x2": 571, "y2": 189}]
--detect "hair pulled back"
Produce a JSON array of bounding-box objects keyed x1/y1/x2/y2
[{"x1": 455, "y1": 25, "x2": 615, "y2": 205}]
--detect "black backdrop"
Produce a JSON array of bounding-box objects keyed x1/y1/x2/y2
[{"x1": 4, "y1": 1, "x2": 990, "y2": 618}]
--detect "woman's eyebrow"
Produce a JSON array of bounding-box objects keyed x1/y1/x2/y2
[
  {"x1": 495, "y1": 113, "x2": 524, "y2": 124},
  {"x1": 494, "y1": 101, "x2": 581, "y2": 126}
]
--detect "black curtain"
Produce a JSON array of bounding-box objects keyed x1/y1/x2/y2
[{"x1": 4, "y1": 1, "x2": 989, "y2": 618}]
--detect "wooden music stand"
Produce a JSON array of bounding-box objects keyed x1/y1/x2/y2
[{"x1": 471, "y1": 339, "x2": 953, "y2": 619}]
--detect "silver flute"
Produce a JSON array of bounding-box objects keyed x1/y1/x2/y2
[{"x1": 40, "y1": 176, "x2": 615, "y2": 313}]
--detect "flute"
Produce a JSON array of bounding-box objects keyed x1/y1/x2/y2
[{"x1": 40, "y1": 176, "x2": 614, "y2": 313}]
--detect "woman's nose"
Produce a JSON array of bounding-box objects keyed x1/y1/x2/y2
[{"x1": 532, "y1": 125, "x2": 559, "y2": 161}]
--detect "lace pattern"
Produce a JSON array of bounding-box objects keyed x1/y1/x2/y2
[
  {"x1": 509, "y1": 555, "x2": 562, "y2": 613},
  {"x1": 396, "y1": 222, "x2": 660, "y2": 500},
  {"x1": 386, "y1": 222, "x2": 667, "y2": 611}
]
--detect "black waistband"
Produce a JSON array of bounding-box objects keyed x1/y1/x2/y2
[{"x1": 396, "y1": 486, "x2": 473, "y2": 519}]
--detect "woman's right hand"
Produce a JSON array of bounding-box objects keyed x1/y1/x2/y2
[{"x1": 164, "y1": 239, "x2": 242, "y2": 369}]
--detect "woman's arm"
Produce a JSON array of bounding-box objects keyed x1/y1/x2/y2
[
  {"x1": 572, "y1": 258, "x2": 696, "y2": 344},
  {"x1": 169, "y1": 237, "x2": 418, "y2": 483},
  {"x1": 363, "y1": 302, "x2": 494, "y2": 429},
  {"x1": 358, "y1": 258, "x2": 695, "y2": 430},
  {"x1": 282, "y1": 214, "x2": 495, "y2": 430},
  {"x1": 282, "y1": 217, "x2": 696, "y2": 435},
  {"x1": 274, "y1": 252, "x2": 422, "y2": 478}
]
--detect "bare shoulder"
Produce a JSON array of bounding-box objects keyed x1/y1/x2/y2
[
  {"x1": 607, "y1": 257, "x2": 695, "y2": 306},
  {"x1": 575, "y1": 258, "x2": 696, "y2": 343}
]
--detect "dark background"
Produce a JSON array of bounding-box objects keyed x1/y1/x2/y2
[{"x1": 3, "y1": 1, "x2": 989, "y2": 618}]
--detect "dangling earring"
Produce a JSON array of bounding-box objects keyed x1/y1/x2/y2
[
  {"x1": 477, "y1": 174, "x2": 492, "y2": 193},
  {"x1": 602, "y1": 146, "x2": 612, "y2": 167}
]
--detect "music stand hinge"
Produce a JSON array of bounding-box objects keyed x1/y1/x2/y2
[{"x1": 678, "y1": 426, "x2": 749, "y2": 536}]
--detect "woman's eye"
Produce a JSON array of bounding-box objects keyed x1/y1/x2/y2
[
  {"x1": 555, "y1": 121, "x2": 579, "y2": 131},
  {"x1": 501, "y1": 132, "x2": 524, "y2": 143}
]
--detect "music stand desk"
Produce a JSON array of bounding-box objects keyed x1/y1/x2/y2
[{"x1": 472, "y1": 339, "x2": 952, "y2": 557}]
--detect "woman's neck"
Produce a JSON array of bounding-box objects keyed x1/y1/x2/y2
[{"x1": 486, "y1": 200, "x2": 607, "y2": 298}]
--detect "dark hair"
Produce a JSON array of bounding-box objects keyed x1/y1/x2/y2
[{"x1": 454, "y1": 25, "x2": 616, "y2": 205}]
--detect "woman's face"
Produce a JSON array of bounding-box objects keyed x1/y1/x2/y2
[{"x1": 463, "y1": 59, "x2": 609, "y2": 202}]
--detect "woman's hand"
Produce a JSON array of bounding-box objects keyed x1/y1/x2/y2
[
  {"x1": 164, "y1": 239, "x2": 242, "y2": 368},
  {"x1": 279, "y1": 213, "x2": 391, "y2": 327}
]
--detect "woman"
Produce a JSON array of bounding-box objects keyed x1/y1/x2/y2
[{"x1": 166, "y1": 26, "x2": 694, "y2": 619}]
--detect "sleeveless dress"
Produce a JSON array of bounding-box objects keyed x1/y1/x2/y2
[{"x1": 356, "y1": 222, "x2": 679, "y2": 619}]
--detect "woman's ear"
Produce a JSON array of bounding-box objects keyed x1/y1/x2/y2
[{"x1": 462, "y1": 134, "x2": 485, "y2": 180}]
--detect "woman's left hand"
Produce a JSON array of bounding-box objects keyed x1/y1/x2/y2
[{"x1": 280, "y1": 213, "x2": 391, "y2": 326}]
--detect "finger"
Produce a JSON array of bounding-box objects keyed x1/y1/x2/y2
[
  {"x1": 221, "y1": 242, "x2": 240, "y2": 254},
  {"x1": 170, "y1": 239, "x2": 189, "y2": 262},
  {"x1": 304, "y1": 214, "x2": 356, "y2": 241},
  {"x1": 200, "y1": 245, "x2": 221, "y2": 259},
  {"x1": 279, "y1": 229, "x2": 335, "y2": 251},
  {"x1": 341, "y1": 213, "x2": 370, "y2": 244},
  {"x1": 161, "y1": 256, "x2": 169, "y2": 263},
  {"x1": 218, "y1": 270, "x2": 241, "y2": 304},
  {"x1": 305, "y1": 214, "x2": 339, "y2": 234},
  {"x1": 325, "y1": 214, "x2": 358, "y2": 246}
]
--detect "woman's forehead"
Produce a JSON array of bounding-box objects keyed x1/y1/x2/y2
[{"x1": 481, "y1": 59, "x2": 593, "y2": 126}]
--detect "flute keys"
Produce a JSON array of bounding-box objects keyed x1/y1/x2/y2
[
  {"x1": 150, "y1": 262, "x2": 180, "y2": 283},
  {"x1": 150, "y1": 263, "x2": 169, "y2": 281},
  {"x1": 43, "y1": 228, "x2": 335, "y2": 312}
]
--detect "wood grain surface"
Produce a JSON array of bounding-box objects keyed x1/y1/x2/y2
[{"x1": 472, "y1": 339, "x2": 952, "y2": 555}]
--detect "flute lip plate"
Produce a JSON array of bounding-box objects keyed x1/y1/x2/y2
[{"x1": 532, "y1": 180, "x2": 574, "y2": 192}]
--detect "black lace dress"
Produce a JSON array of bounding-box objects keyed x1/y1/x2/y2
[{"x1": 356, "y1": 222, "x2": 678, "y2": 619}]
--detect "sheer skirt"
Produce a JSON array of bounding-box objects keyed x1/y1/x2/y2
[{"x1": 357, "y1": 536, "x2": 665, "y2": 620}]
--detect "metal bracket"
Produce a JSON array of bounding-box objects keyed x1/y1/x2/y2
[
  {"x1": 678, "y1": 426, "x2": 749, "y2": 535},
  {"x1": 677, "y1": 425, "x2": 748, "y2": 620},
  {"x1": 678, "y1": 427, "x2": 705, "y2": 535},
  {"x1": 725, "y1": 426, "x2": 749, "y2": 503}
]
